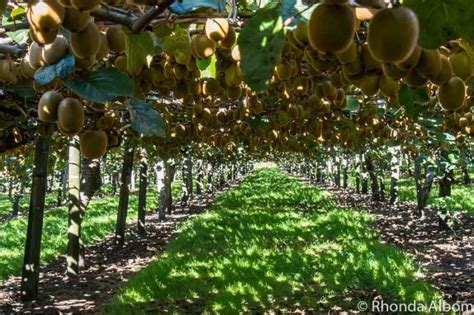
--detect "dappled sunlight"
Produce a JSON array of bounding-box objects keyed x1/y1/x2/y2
[{"x1": 107, "y1": 168, "x2": 441, "y2": 313}]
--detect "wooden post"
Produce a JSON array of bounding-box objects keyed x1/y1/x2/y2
[
  {"x1": 20, "y1": 136, "x2": 50, "y2": 301},
  {"x1": 137, "y1": 157, "x2": 148, "y2": 235}
]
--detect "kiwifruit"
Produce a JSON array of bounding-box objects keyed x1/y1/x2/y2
[
  {"x1": 361, "y1": 43, "x2": 381, "y2": 72},
  {"x1": 431, "y1": 55, "x2": 453, "y2": 86},
  {"x1": 335, "y1": 41, "x2": 357, "y2": 64},
  {"x1": 359, "y1": 74, "x2": 379, "y2": 96},
  {"x1": 293, "y1": 21, "x2": 309, "y2": 46},
  {"x1": 29, "y1": 42, "x2": 46, "y2": 69},
  {"x1": 275, "y1": 63, "x2": 292, "y2": 81},
  {"x1": 292, "y1": 76, "x2": 310, "y2": 94},
  {"x1": 202, "y1": 78, "x2": 220, "y2": 95},
  {"x1": 450, "y1": 50, "x2": 472, "y2": 81},
  {"x1": 28, "y1": 0, "x2": 65, "y2": 32},
  {"x1": 0, "y1": 59, "x2": 17, "y2": 84},
  {"x1": 308, "y1": 3, "x2": 355, "y2": 53},
  {"x1": 396, "y1": 45, "x2": 421, "y2": 70},
  {"x1": 70, "y1": 0, "x2": 101, "y2": 11},
  {"x1": 343, "y1": 54, "x2": 363, "y2": 76},
  {"x1": 62, "y1": 8, "x2": 90, "y2": 34},
  {"x1": 416, "y1": 48, "x2": 442, "y2": 79},
  {"x1": 42, "y1": 36, "x2": 69, "y2": 64},
  {"x1": 75, "y1": 55, "x2": 96, "y2": 70},
  {"x1": 30, "y1": 25, "x2": 58, "y2": 45},
  {"x1": 175, "y1": 51, "x2": 192, "y2": 65},
  {"x1": 382, "y1": 63, "x2": 408, "y2": 80},
  {"x1": 322, "y1": 81, "x2": 337, "y2": 100},
  {"x1": 114, "y1": 55, "x2": 127, "y2": 72},
  {"x1": 173, "y1": 83, "x2": 188, "y2": 99},
  {"x1": 106, "y1": 26, "x2": 126, "y2": 53},
  {"x1": 80, "y1": 130, "x2": 108, "y2": 159},
  {"x1": 221, "y1": 25, "x2": 236, "y2": 48},
  {"x1": 231, "y1": 45, "x2": 241, "y2": 61},
  {"x1": 19, "y1": 58, "x2": 37, "y2": 78},
  {"x1": 226, "y1": 85, "x2": 242, "y2": 99},
  {"x1": 205, "y1": 18, "x2": 230, "y2": 42},
  {"x1": 438, "y1": 77, "x2": 466, "y2": 111},
  {"x1": 71, "y1": 22, "x2": 100, "y2": 58},
  {"x1": 96, "y1": 33, "x2": 109, "y2": 60},
  {"x1": 38, "y1": 90, "x2": 62, "y2": 123},
  {"x1": 330, "y1": 71, "x2": 345, "y2": 88},
  {"x1": 225, "y1": 64, "x2": 242, "y2": 86},
  {"x1": 368, "y1": 7, "x2": 419, "y2": 63},
  {"x1": 379, "y1": 74, "x2": 399, "y2": 97},
  {"x1": 173, "y1": 64, "x2": 188, "y2": 80},
  {"x1": 191, "y1": 34, "x2": 216, "y2": 59},
  {"x1": 57, "y1": 97, "x2": 84, "y2": 136}
]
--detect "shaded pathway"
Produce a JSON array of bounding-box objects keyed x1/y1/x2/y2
[
  {"x1": 0, "y1": 179, "x2": 243, "y2": 314},
  {"x1": 296, "y1": 175, "x2": 474, "y2": 305}
]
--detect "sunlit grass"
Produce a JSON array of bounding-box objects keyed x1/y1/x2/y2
[
  {"x1": 347, "y1": 174, "x2": 474, "y2": 215},
  {"x1": 0, "y1": 182, "x2": 182, "y2": 282},
  {"x1": 107, "y1": 168, "x2": 441, "y2": 313}
]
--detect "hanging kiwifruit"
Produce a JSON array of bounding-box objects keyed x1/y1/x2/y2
[
  {"x1": 205, "y1": 18, "x2": 230, "y2": 42},
  {"x1": 368, "y1": 6, "x2": 419, "y2": 63},
  {"x1": 438, "y1": 77, "x2": 466, "y2": 111},
  {"x1": 191, "y1": 34, "x2": 216, "y2": 59},
  {"x1": 106, "y1": 26, "x2": 126, "y2": 53},
  {"x1": 70, "y1": 0, "x2": 101, "y2": 11},
  {"x1": 450, "y1": 50, "x2": 472, "y2": 81},
  {"x1": 42, "y1": 36, "x2": 69, "y2": 65},
  {"x1": 71, "y1": 22, "x2": 101, "y2": 58},
  {"x1": 28, "y1": 0, "x2": 65, "y2": 32},
  {"x1": 57, "y1": 97, "x2": 84, "y2": 136},
  {"x1": 38, "y1": 90, "x2": 63, "y2": 123},
  {"x1": 80, "y1": 130, "x2": 108, "y2": 159},
  {"x1": 308, "y1": 3, "x2": 355, "y2": 54},
  {"x1": 62, "y1": 7, "x2": 90, "y2": 33},
  {"x1": 0, "y1": 59, "x2": 17, "y2": 84}
]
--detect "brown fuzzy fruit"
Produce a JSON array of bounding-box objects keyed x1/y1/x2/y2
[
  {"x1": 29, "y1": 42, "x2": 46, "y2": 69},
  {"x1": 191, "y1": 34, "x2": 216, "y2": 59},
  {"x1": 57, "y1": 98, "x2": 84, "y2": 136},
  {"x1": 368, "y1": 7, "x2": 419, "y2": 63},
  {"x1": 62, "y1": 7, "x2": 90, "y2": 33},
  {"x1": 80, "y1": 130, "x2": 108, "y2": 159},
  {"x1": 416, "y1": 48, "x2": 442, "y2": 79},
  {"x1": 71, "y1": 22, "x2": 100, "y2": 58},
  {"x1": 30, "y1": 25, "x2": 58, "y2": 45},
  {"x1": 438, "y1": 77, "x2": 466, "y2": 111},
  {"x1": 106, "y1": 26, "x2": 126, "y2": 53},
  {"x1": 96, "y1": 33, "x2": 109, "y2": 60},
  {"x1": 28, "y1": 0, "x2": 65, "y2": 32},
  {"x1": 205, "y1": 18, "x2": 230, "y2": 42},
  {"x1": 70, "y1": 0, "x2": 101, "y2": 11},
  {"x1": 42, "y1": 36, "x2": 69, "y2": 65},
  {"x1": 450, "y1": 50, "x2": 472, "y2": 81},
  {"x1": 38, "y1": 90, "x2": 63, "y2": 123},
  {"x1": 0, "y1": 59, "x2": 17, "y2": 85},
  {"x1": 396, "y1": 45, "x2": 421, "y2": 70},
  {"x1": 308, "y1": 3, "x2": 355, "y2": 53},
  {"x1": 431, "y1": 55, "x2": 453, "y2": 86}
]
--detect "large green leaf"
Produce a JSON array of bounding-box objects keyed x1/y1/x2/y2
[
  {"x1": 123, "y1": 28, "x2": 155, "y2": 76},
  {"x1": 160, "y1": 26, "x2": 192, "y2": 58},
  {"x1": 128, "y1": 99, "x2": 167, "y2": 138},
  {"x1": 238, "y1": 2, "x2": 285, "y2": 92},
  {"x1": 64, "y1": 68, "x2": 133, "y2": 103},
  {"x1": 398, "y1": 84, "x2": 429, "y2": 118},
  {"x1": 5, "y1": 80, "x2": 35, "y2": 99},
  {"x1": 6, "y1": 29, "x2": 29, "y2": 45},
  {"x1": 34, "y1": 54, "x2": 75, "y2": 85},
  {"x1": 404, "y1": 0, "x2": 474, "y2": 48}
]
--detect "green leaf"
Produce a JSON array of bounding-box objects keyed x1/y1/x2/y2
[
  {"x1": 196, "y1": 54, "x2": 217, "y2": 79},
  {"x1": 6, "y1": 29, "x2": 29, "y2": 45},
  {"x1": 160, "y1": 26, "x2": 192, "y2": 58},
  {"x1": 123, "y1": 28, "x2": 155, "y2": 76},
  {"x1": 404, "y1": 0, "x2": 474, "y2": 48},
  {"x1": 247, "y1": 116, "x2": 269, "y2": 129},
  {"x1": 238, "y1": 2, "x2": 286, "y2": 92},
  {"x1": 128, "y1": 99, "x2": 167, "y2": 138},
  {"x1": 34, "y1": 54, "x2": 75, "y2": 86},
  {"x1": 398, "y1": 84, "x2": 429, "y2": 117},
  {"x1": 11, "y1": 7, "x2": 25, "y2": 18},
  {"x1": 64, "y1": 68, "x2": 133, "y2": 103}
]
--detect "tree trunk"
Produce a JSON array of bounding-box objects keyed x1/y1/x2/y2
[
  {"x1": 390, "y1": 148, "x2": 400, "y2": 204},
  {"x1": 66, "y1": 137, "x2": 81, "y2": 276},
  {"x1": 180, "y1": 151, "x2": 193, "y2": 205},
  {"x1": 439, "y1": 170, "x2": 453, "y2": 197},
  {"x1": 137, "y1": 158, "x2": 148, "y2": 235},
  {"x1": 415, "y1": 160, "x2": 434, "y2": 216},
  {"x1": 365, "y1": 153, "x2": 379, "y2": 200},
  {"x1": 342, "y1": 156, "x2": 349, "y2": 189},
  {"x1": 115, "y1": 143, "x2": 135, "y2": 246},
  {"x1": 156, "y1": 160, "x2": 166, "y2": 221},
  {"x1": 20, "y1": 136, "x2": 50, "y2": 301},
  {"x1": 361, "y1": 154, "x2": 368, "y2": 194},
  {"x1": 462, "y1": 166, "x2": 470, "y2": 185},
  {"x1": 334, "y1": 157, "x2": 341, "y2": 188},
  {"x1": 207, "y1": 163, "x2": 214, "y2": 192},
  {"x1": 196, "y1": 160, "x2": 204, "y2": 195}
]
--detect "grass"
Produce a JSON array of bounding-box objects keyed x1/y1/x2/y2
[
  {"x1": 347, "y1": 174, "x2": 474, "y2": 215},
  {"x1": 0, "y1": 183, "x2": 182, "y2": 282},
  {"x1": 106, "y1": 168, "x2": 441, "y2": 313}
]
